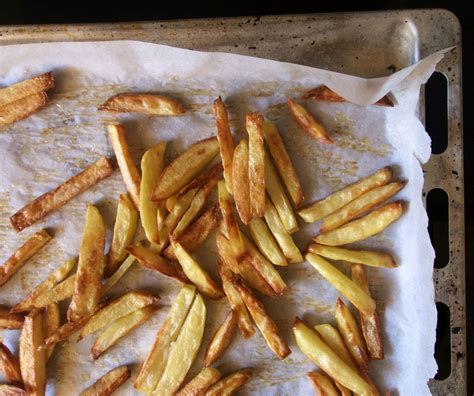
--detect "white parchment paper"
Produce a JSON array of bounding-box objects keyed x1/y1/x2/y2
[{"x1": 0, "y1": 41, "x2": 447, "y2": 395}]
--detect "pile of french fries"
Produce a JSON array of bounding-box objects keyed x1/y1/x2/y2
[{"x1": 0, "y1": 73, "x2": 407, "y2": 396}]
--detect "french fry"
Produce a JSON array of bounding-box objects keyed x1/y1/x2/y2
[
  {"x1": 0, "y1": 342, "x2": 22, "y2": 383},
  {"x1": 176, "y1": 367, "x2": 221, "y2": 396},
  {"x1": 91, "y1": 305, "x2": 158, "y2": 360},
  {"x1": 80, "y1": 365, "x2": 131, "y2": 396},
  {"x1": 67, "y1": 205, "x2": 105, "y2": 323},
  {"x1": 213, "y1": 97, "x2": 234, "y2": 193},
  {"x1": 0, "y1": 72, "x2": 54, "y2": 106},
  {"x1": 293, "y1": 318, "x2": 371, "y2": 395},
  {"x1": 0, "y1": 230, "x2": 52, "y2": 286},
  {"x1": 298, "y1": 167, "x2": 392, "y2": 223},
  {"x1": 98, "y1": 93, "x2": 186, "y2": 115},
  {"x1": 204, "y1": 310, "x2": 237, "y2": 366},
  {"x1": 321, "y1": 182, "x2": 405, "y2": 233},
  {"x1": 287, "y1": 99, "x2": 332, "y2": 144},
  {"x1": 246, "y1": 112, "x2": 265, "y2": 218},
  {"x1": 314, "y1": 202, "x2": 403, "y2": 246},
  {"x1": 307, "y1": 244, "x2": 397, "y2": 268},
  {"x1": 0, "y1": 384, "x2": 26, "y2": 395},
  {"x1": 306, "y1": 253, "x2": 375, "y2": 315},
  {"x1": 108, "y1": 124, "x2": 141, "y2": 207},
  {"x1": 10, "y1": 156, "x2": 113, "y2": 232},
  {"x1": 335, "y1": 383, "x2": 354, "y2": 396},
  {"x1": 231, "y1": 276, "x2": 290, "y2": 359},
  {"x1": 351, "y1": 264, "x2": 384, "y2": 360},
  {"x1": 152, "y1": 137, "x2": 220, "y2": 201},
  {"x1": 0, "y1": 307, "x2": 24, "y2": 329},
  {"x1": 232, "y1": 139, "x2": 251, "y2": 224},
  {"x1": 106, "y1": 193, "x2": 138, "y2": 276},
  {"x1": 314, "y1": 324, "x2": 358, "y2": 371},
  {"x1": 205, "y1": 368, "x2": 252, "y2": 396},
  {"x1": 43, "y1": 303, "x2": 60, "y2": 361},
  {"x1": 249, "y1": 217, "x2": 287, "y2": 266},
  {"x1": 263, "y1": 121, "x2": 304, "y2": 208},
  {"x1": 307, "y1": 371, "x2": 340, "y2": 396},
  {"x1": 101, "y1": 253, "x2": 136, "y2": 295},
  {"x1": 19, "y1": 309, "x2": 46, "y2": 396},
  {"x1": 21, "y1": 274, "x2": 75, "y2": 310},
  {"x1": 166, "y1": 196, "x2": 177, "y2": 213},
  {"x1": 175, "y1": 163, "x2": 223, "y2": 199},
  {"x1": 302, "y1": 85, "x2": 394, "y2": 107},
  {"x1": 0, "y1": 92, "x2": 48, "y2": 126},
  {"x1": 135, "y1": 285, "x2": 196, "y2": 393}
]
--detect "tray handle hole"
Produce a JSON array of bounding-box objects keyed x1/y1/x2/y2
[
  {"x1": 434, "y1": 301, "x2": 451, "y2": 380},
  {"x1": 425, "y1": 71, "x2": 448, "y2": 154},
  {"x1": 427, "y1": 188, "x2": 449, "y2": 268}
]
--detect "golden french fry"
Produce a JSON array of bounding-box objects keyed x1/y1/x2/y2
[
  {"x1": 0, "y1": 307, "x2": 24, "y2": 329},
  {"x1": 302, "y1": 85, "x2": 394, "y2": 107},
  {"x1": 322, "y1": 182, "x2": 405, "y2": 233},
  {"x1": 249, "y1": 217, "x2": 287, "y2": 266},
  {"x1": 231, "y1": 276, "x2": 290, "y2": 359},
  {"x1": 307, "y1": 371, "x2": 339, "y2": 396},
  {"x1": 335, "y1": 383, "x2": 353, "y2": 396},
  {"x1": 0, "y1": 92, "x2": 48, "y2": 126},
  {"x1": 287, "y1": 99, "x2": 332, "y2": 144},
  {"x1": 314, "y1": 324, "x2": 358, "y2": 371},
  {"x1": 0, "y1": 384, "x2": 26, "y2": 395},
  {"x1": 0, "y1": 72, "x2": 54, "y2": 107},
  {"x1": 135, "y1": 285, "x2": 196, "y2": 393},
  {"x1": 152, "y1": 137, "x2": 220, "y2": 201},
  {"x1": 99, "y1": 93, "x2": 186, "y2": 115},
  {"x1": 298, "y1": 167, "x2": 392, "y2": 223},
  {"x1": 43, "y1": 303, "x2": 60, "y2": 361},
  {"x1": 19, "y1": 309, "x2": 46, "y2": 396},
  {"x1": 67, "y1": 205, "x2": 105, "y2": 323},
  {"x1": 204, "y1": 310, "x2": 237, "y2": 367},
  {"x1": 175, "y1": 163, "x2": 223, "y2": 199},
  {"x1": 351, "y1": 264, "x2": 384, "y2": 360},
  {"x1": 314, "y1": 201, "x2": 403, "y2": 246},
  {"x1": 80, "y1": 365, "x2": 131, "y2": 396},
  {"x1": 306, "y1": 253, "x2": 375, "y2": 315},
  {"x1": 213, "y1": 97, "x2": 234, "y2": 193},
  {"x1": 101, "y1": 254, "x2": 136, "y2": 295},
  {"x1": 91, "y1": 305, "x2": 158, "y2": 360},
  {"x1": 263, "y1": 121, "x2": 304, "y2": 208},
  {"x1": 232, "y1": 139, "x2": 251, "y2": 224},
  {"x1": 0, "y1": 342, "x2": 22, "y2": 383},
  {"x1": 205, "y1": 368, "x2": 252, "y2": 396},
  {"x1": 247, "y1": 112, "x2": 265, "y2": 218},
  {"x1": 307, "y1": 244, "x2": 397, "y2": 268},
  {"x1": 166, "y1": 196, "x2": 178, "y2": 213},
  {"x1": 176, "y1": 367, "x2": 221, "y2": 396}
]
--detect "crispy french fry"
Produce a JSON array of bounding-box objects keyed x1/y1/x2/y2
[
  {"x1": 231, "y1": 276, "x2": 290, "y2": 359},
  {"x1": 99, "y1": 93, "x2": 186, "y2": 115},
  {"x1": 153, "y1": 137, "x2": 220, "y2": 201},
  {"x1": 0, "y1": 384, "x2": 26, "y2": 395},
  {"x1": 213, "y1": 97, "x2": 234, "y2": 193},
  {"x1": 307, "y1": 371, "x2": 339, "y2": 396},
  {"x1": 302, "y1": 85, "x2": 394, "y2": 107},
  {"x1": 0, "y1": 342, "x2": 22, "y2": 383},
  {"x1": 246, "y1": 112, "x2": 265, "y2": 218},
  {"x1": 321, "y1": 182, "x2": 405, "y2": 233},
  {"x1": 106, "y1": 193, "x2": 138, "y2": 276},
  {"x1": 80, "y1": 365, "x2": 131, "y2": 396},
  {"x1": 0, "y1": 72, "x2": 54, "y2": 106},
  {"x1": 314, "y1": 202, "x2": 403, "y2": 246},
  {"x1": 0, "y1": 92, "x2": 48, "y2": 126},
  {"x1": 135, "y1": 285, "x2": 196, "y2": 393},
  {"x1": 176, "y1": 367, "x2": 221, "y2": 396},
  {"x1": 175, "y1": 163, "x2": 223, "y2": 199},
  {"x1": 249, "y1": 217, "x2": 287, "y2": 266},
  {"x1": 306, "y1": 253, "x2": 375, "y2": 315},
  {"x1": 19, "y1": 309, "x2": 46, "y2": 396},
  {"x1": 0, "y1": 307, "x2": 24, "y2": 329},
  {"x1": 287, "y1": 99, "x2": 332, "y2": 144},
  {"x1": 102, "y1": 254, "x2": 136, "y2": 295},
  {"x1": 351, "y1": 264, "x2": 384, "y2": 360},
  {"x1": 298, "y1": 167, "x2": 392, "y2": 223},
  {"x1": 23, "y1": 274, "x2": 75, "y2": 310},
  {"x1": 314, "y1": 324, "x2": 358, "y2": 371},
  {"x1": 205, "y1": 368, "x2": 252, "y2": 396},
  {"x1": 204, "y1": 310, "x2": 237, "y2": 367},
  {"x1": 10, "y1": 156, "x2": 113, "y2": 232},
  {"x1": 43, "y1": 303, "x2": 60, "y2": 361},
  {"x1": 263, "y1": 121, "x2": 304, "y2": 208},
  {"x1": 232, "y1": 139, "x2": 251, "y2": 224},
  {"x1": 91, "y1": 305, "x2": 158, "y2": 360},
  {"x1": 307, "y1": 244, "x2": 397, "y2": 268},
  {"x1": 0, "y1": 230, "x2": 52, "y2": 286},
  {"x1": 67, "y1": 205, "x2": 105, "y2": 323}
]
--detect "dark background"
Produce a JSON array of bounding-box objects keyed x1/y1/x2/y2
[{"x1": 0, "y1": 0, "x2": 472, "y2": 393}]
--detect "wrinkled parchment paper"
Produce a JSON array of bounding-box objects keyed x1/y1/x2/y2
[{"x1": 0, "y1": 41, "x2": 448, "y2": 395}]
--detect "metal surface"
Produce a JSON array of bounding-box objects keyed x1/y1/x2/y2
[{"x1": 0, "y1": 10, "x2": 465, "y2": 395}]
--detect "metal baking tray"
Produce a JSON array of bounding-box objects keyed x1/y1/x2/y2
[{"x1": 0, "y1": 9, "x2": 465, "y2": 395}]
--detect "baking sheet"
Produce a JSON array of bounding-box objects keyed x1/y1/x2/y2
[{"x1": 0, "y1": 41, "x2": 447, "y2": 395}]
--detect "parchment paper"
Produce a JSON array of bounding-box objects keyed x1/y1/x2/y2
[{"x1": 0, "y1": 41, "x2": 447, "y2": 395}]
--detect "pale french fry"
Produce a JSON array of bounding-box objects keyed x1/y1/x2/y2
[
  {"x1": 204, "y1": 310, "x2": 237, "y2": 366},
  {"x1": 298, "y1": 167, "x2": 392, "y2": 223},
  {"x1": 166, "y1": 196, "x2": 178, "y2": 212},
  {"x1": 321, "y1": 182, "x2": 405, "y2": 233},
  {"x1": 306, "y1": 253, "x2": 375, "y2": 315},
  {"x1": 307, "y1": 244, "x2": 397, "y2": 268},
  {"x1": 287, "y1": 99, "x2": 332, "y2": 144},
  {"x1": 99, "y1": 93, "x2": 186, "y2": 115},
  {"x1": 0, "y1": 307, "x2": 24, "y2": 329},
  {"x1": 246, "y1": 112, "x2": 265, "y2": 218},
  {"x1": 0, "y1": 342, "x2": 22, "y2": 383},
  {"x1": 249, "y1": 217, "x2": 287, "y2": 266},
  {"x1": 0, "y1": 384, "x2": 26, "y2": 395},
  {"x1": 307, "y1": 371, "x2": 340, "y2": 396},
  {"x1": 302, "y1": 85, "x2": 394, "y2": 107},
  {"x1": 101, "y1": 254, "x2": 136, "y2": 295},
  {"x1": 314, "y1": 202, "x2": 403, "y2": 246},
  {"x1": 67, "y1": 205, "x2": 105, "y2": 323},
  {"x1": 106, "y1": 193, "x2": 138, "y2": 276},
  {"x1": 351, "y1": 264, "x2": 384, "y2": 360},
  {"x1": 10, "y1": 156, "x2": 113, "y2": 232},
  {"x1": 205, "y1": 368, "x2": 252, "y2": 396},
  {"x1": 0, "y1": 92, "x2": 48, "y2": 126},
  {"x1": 0, "y1": 230, "x2": 52, "y2": 286},
  {"x1": 232, "y1": 139, "x2": 251, "y2": 224},
  {"x1": 43, "y1": 303, "x2": 60, "y2": 361},
  {"x1": 153, "y1": 137, "x2": 220, "y2": 201},
  {"x1": 0, "y1": 72, "x2": 54, "y2": 107},
  {"x1": 157, "y1": 201, "x2": 167, "y2": 230},
  {"x1": 231, "y1": 277, "x2": 290, "y2": 359},
  {"x1": 135, "y1": 285, "x2": 196, "y2": 393},
  {"x1": 80, "y1": 365, "x2": 131, "y2": 396},
  {"x1": 293, "y1": 318, "x2": 371, "y2": 395},
  {"x1": 19, "y1": 309, "x2": 46, "y2": 396},
  {"x1": 314, "y1": 324, "x2": 358, "y2": 371},
  {"x1": 175, "y1": 163, "x2": 223, "y2": 199},
  {"x1": 263, "y1": 121, "x2": 304, "y2": 208},
  {"x1": 91, "y1": 305, "x2": 158, "y2": 360},
  {"x1": 176, "y1": 367, "x2": 221, "y2": 396},
  {"x1": 213, "y1": 97, "x2": 234, "y2": 193}
]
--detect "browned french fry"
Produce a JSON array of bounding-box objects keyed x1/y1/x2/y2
[
  {"x1": 246, "y1": 112, "x2": 265, "y2": 218},
  {"x1": 0, "y1": 384, "x2": 26, "y2": 395},
  {"x1": 80, "y1": 365, "x2": 131, "y2": 396},
  {"x1": 287, "y1": 99, "x2": 332, "y2": 144},
  {"x1": 232, "y1": 139, "x2": 251, "y2": 224},
  {"x1": 20, "y1": 274, "x2": 75, "y2": 310},
  {"x1": 205, "y1": 368, "x2": 252, "y2": 396},
  {"x1": 0, "y1": 342, "x2": 22, "y2": 383},
  {"x1": 0, "y1": 307, "x2": 24, "y2": 329},
  {"x1": 176, "y1": 367, "x2": 221, "y2": 396},
  {"x1": 99, "y1": 93, "x2": 186, "y2": 115},
  {"x1": 166, "y1": 196, "x2": 178, "y2": 213},
  {"x1": 0, "y1": 230, "x2": 52, "y2": 286},
  {"x1": 176, "y1": 162, "x2": 223, "y2": 199},
  {"x1": 302, "y1": 85, "x2": 394, "y2": 107},
  {"x1": 213, "y1": 97, "x2": 234, "y2": 193},
  {"x1": 0, "y1": 92, "x2": 48, "y2": 126},
  {"x1": 335, "y1": 382, "x2": 354, "y2": 396},
  {"x1": 307, "y1": 371, "x2": 340, "y2": 396},
  {"x1": 10, "y1": 156, "x2": 113, "y2": 232},
  {"x1": 0, "y1": 72, "x2": 54, "y2": 107},
  {"x1": 43, "y1": 303, "x2": 60, "y2": 361},
  {"x1": 204, "y1": 310, "x2": 237, "y2": 366}
]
